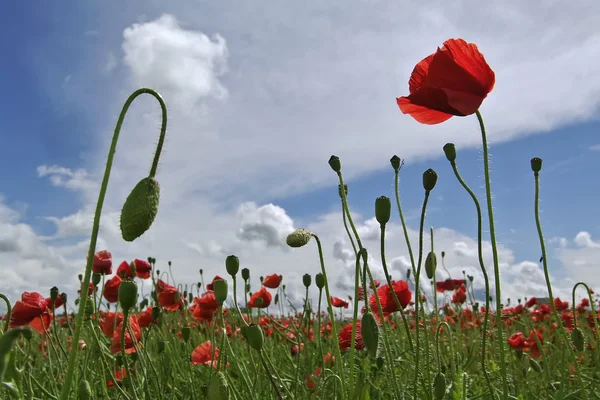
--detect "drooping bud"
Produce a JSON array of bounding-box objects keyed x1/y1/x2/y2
[
  {"x1": 225, "y1": 255, "x2": 239, "y2": 277},
  {"x1": 139, "y1": 298, "x2": 148, "y2": 310},
  {"x1": 120, "y1": 176, "x2": 160, "y2": 242},
  {"x1": 181, "y1": 326, "x2": 191, "y2": 343},
  {"x1": 118, "y1": 280, "x2": 138, "y2": 312},
  {"x1": 441, "y1": 251, "x2": 445, "y2": 258},
  {"x1": 315, "y1": 273, "x2": 325, "y2": 290},
  {"x1": 328, "y1": 155, "x2": 341, "y2": 173},
  {"x1": 246, "y1": 323, "x2": 264, "y2": 351},
  {"x1": 241, "y1": 268, "x2": 250, "y2": 281},
  {"x1": 303, "y1": 274, "x2": 312, "y2": 288},
  {"x1": 208, "y1": 371, "x2": 230, "y2": 400},
  {"x1": 188, "y1": 293, "x2": 193, "y2": 304},
  {"x1": 433, "y1": 372, "x2": 446, "y2": 400},
  {"x1": 530, "y1": 157, "x2": 543, "y2": 174},
  {"x1": 423, "y1": 169, "x2": 438, "y2": 192},
  {"x1": 286, "y1": 228, "x2": 312, "y2": 248},
  {"x1": 92, "y1": 272, "x2": 101, "y2": 286},
  {"x1": 78, "y1": 379, "x2": 93, "y2": 400},
  {"x1": 361, "y1": 312, "x2": 381, "y2": 358},
  {"x1": 425, "y1": 252, "x2": 437, "y2": 280},
  {"x1": 529, "y1": 357, "x2": 542, "y2": 373},
  {"x1": 213, "y1": 279, "x2": 228, "y2": 305},
  {"x1": 274, "y1": 293, "x2": 279, "y2": 305},
  {"x1": 443, "y1": 143, "x2": 456, "y2": 163},
  {"x1": 60, "y1": 293, "x2": 67, "y2": 305},
  {"x1": 78, "y1": 274, "x2": 83, "y2": 282},
  {"x1": 375, "y1": 196, "x2": 391, "y2": 227},
  {"x1": 571, "y1": 327, "x2": 585, "y2": 352}
]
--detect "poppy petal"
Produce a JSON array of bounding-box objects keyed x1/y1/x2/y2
[
  {"x1": 397, "y1": 96, "x2": 454, "y2": 125},
  {"x1": 408, "y1": 53, "x2": 435, "y2": 94}
]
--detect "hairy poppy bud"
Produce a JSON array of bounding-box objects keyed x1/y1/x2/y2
[
  {"x1": 246, "y1": 323, "x2": 264, "y2": 351},
  {"x1": 315, "y1": 273, "x2": 325, "y2": 289},
  {"x1": 423, "y1": 169, "x2": 438, "y2": 192},
  {"x1": 50, "y1": 286, "x2": 59, "y2": 303},
  {"x1": 530, "y1": 157, "x2": 543, "y2": 174},
  {"x1": 361, "y1": 312, "x2": 381, "y2": 358},
  {"x1": 213, "y1": 279, "x2": 228, "y2": 305},
  {"x1": 225, "y1": 255, "x2": 239, "y2": 277},
  {"x1": 425, "y1": 252, "x2": 437, "y2": 280},
  {"x1": 181, "y1": 326, "x2": 191, "y2": 343},
  {"x1": 78, "y1": 379, "x2": 93, "y2": 400},
  {"x1": 328, "y1": 155, "x2": 341, "y2": 173},
  {"x1": 443, "y1": 143, "x2": 456, "y2": 163},
  {"x1": 241, "y1": 268, "x2": 250, "y2": 281},
  {"x1": 529, "y1": 357, "x2": 542, "y2": 373},
  {"x1": 338, "y1": 184, "x2": 348, "y2": 199},
  {"x1": 375, "y1": 196, "x2": 391, "y2": 226},
  {"x1": 390, "y1": 155, "x2": 402, "y2": 171},
  {"x1": 209, "y1": 371, "x2": 230, "y2": 400},
  {"x1": 120, "y1": 176, "x2": 160, "y2": 242},
  {"x1": 92, "y1": 272, "x2": 101, "y2": 286},
  {"x1": 118, "y1": 280, "x2": 138, "y2": 312},
  {"x1": 286, "y1": 228, "x2": 312, "y2": 248},
  {"x1": 303, "y1": 274, "x2": 312, "y2": 288},
  {"x1": 571, "y1": 327, "x2": 585, "y2": 352},
  {"x1": 433, "y1": 372, "x2": 446, "y2": 400}
]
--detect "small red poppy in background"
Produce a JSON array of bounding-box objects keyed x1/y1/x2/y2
[
  {"x1": 191, "y1": 340, "x2": 220, "y2": 368},
  {"x1": 192, "y1": 291, "x2": 219, "y2": 323},
  {"x1": 436, "y1": 279, "x2": 466, "y2": 293},
  {"x1": 331, "y1": 296, "x2": 349, "y2": 309},
  {"x1": 452, "y1": 285, "x2": 467, "y2": 305},
  {"x1": 92, "y1": 250, "x2": 113, "y2": 275},
  {"x1": 369, "y1": 280, "x2": 412, "y2": 315},
  {"x1": 397, "y1": 38, "x2": 495, "y2": 124},
  {"x1": 10, "y1": 292, "x2": 49, "y2": 328},
  {"x1": 262, "y1": 274, "x2": 282, "y2": 289},
  {"x1": 156, "y1": 280, "x2": 183, "y2": 311},
  {"x1": 116, "y1": 261, "x2": 135, "y2": 279},
  {"x1": 103, "y1": 275, "x2": 122, "y2": 303},
  {"x1": 248, "y1": 287, "x2": 272, "y2": 308},
  {"x1": 111, "y1": 315, "x2": 142, "y2": 354},
  {"x1": 338, "y1": 321, "x2": 364, "y2": 351},
  {"x1": 133, "y1": 259, "x2": 152, "y2": 280},
  {"x1": 207, "y1": 275, "x2": 224, "y2": 291}
]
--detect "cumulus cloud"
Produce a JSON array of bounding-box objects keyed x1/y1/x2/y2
[
  {"x1": 555, "y1": 232, "x2": 600, "y2": 286},
  {"x1": 236, "y1": 202, "x2": 295, "y2": 250},
  {"x1": 37, "y1": 165, "x2": 97, "y2": 193}
]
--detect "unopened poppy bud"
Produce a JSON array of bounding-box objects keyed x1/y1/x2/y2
[
  {"x1": 315, "y1": 273, "x2": 325, "y2": 289},
  {"x1": 181, "y1": 326, "x2": 191, "y2": 342},
  {"x1": 188, "y1": 293, "x2": 193, "y2": 303},
  {"x1": 213, "y1": 279, "x2": 228, "y2": 304},
  {"x1": 529, "y1": 357, "x2": 542, "y2": 373},
  {"x1": 274, "y1": 293, "x2": 279, "y2": 305},
  {"x1": 139, "y1": 298, "x2": 148, "y2": 309},
  {"x1": 78, "y1": 379, "x2": 93, "y2": 400},
  {"x1": 390, "y1": 155, "x2": 402, "y2": 171},
  {"x1": 406, "y1": 269, "x2": 411, "y2": 279},
  {"x1": 338, "y1": 184, "x2": 348, "y2": 199},
  {"x1": 571, "y1": 327, "x2": 585, "y2": 352},
  {"x1": 168, "y1": 261, "x2": 171, "y2": 267},
  {"x1": 225, "y1": 255, "x2": 239, "y2": 277},
  {"x1": 50, "y1": 286, "x2": 59, "y2": 303},
  {"x1": 92, "y1": 272, "x2": 101, "y2": 286},
  {"x1": 286, "y1": 228, "x2": 312, "y2": 248},
  {"x1": 78, "y1": 274, "x2": 83, "y2": 282},
  {"x1": 246, "y1": 323, "x2": 264, "y2": 351},
  {"x1": 303, "y1": 274, "x2": 312, "y2": 288},
  {"x1": 209, "y1": 371, "x2": 230, "y2": 400},
  {"x1": 60, "y1": 293, "x2": 67, "y2": 304},
  {"x1": 530, "y1": 157, "x2": 543, "y2": 174},
  {"x1": 259, "y1": 276, "x2": 264, "y2": 283},
  {"x1": 241, "y1": 268, "x2": 250, "y2": 281},
  {"x1": 425, "y1": 252, "x2": 437, "y2": 280},
  {"x1": 443, "y1": 143, "x2": 456, "y2": 163},
  {"x1": 85, "y1": 301, "x2": 94, "y2": 317},
  {"x1": 328, "y1": 155, "x2": 341, "y2": 173},
  {"x1": 375, "y1": 196, "x2": 391, "y2": 226},
  {"x1": 423, "y1": 169, "x2": 438, "y2": 192},
  {"x1": 441, "y1": 251, "x2": 445, "y2": 258},
  {"x1": 120, "y1": 176, "x2": 160, "y2": 242},
  {"x1": 433, "y1": 372, "x2": 446, "y2": 400},
  {"x1": 361, "y1": 312, "x2": 381, "y2": 358},
  {"x1": 118, "y1": 280, "x2": 138, "y2": 312}
]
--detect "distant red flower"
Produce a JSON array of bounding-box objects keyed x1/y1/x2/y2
[
  {"x1": 137, "y1": 307, "x2": 157, "y2": 328},
  {"x1": 206, "y1": 275, "x2": 225, "y2": 291},
  {"x1": 436, "y1": 279, "x2": 466, "y2": 293},
  {"x1": 111, "y1": 315, "x2": 142, "y2": 354},
  {"x1": 554, "y1": 297, "x2": 569, "y2": 312},
  {"x1": 262, "y1": 274, "x2": 282, "y2": 289},
  {"x1": 397, "y1": 38, "x2": 495, "y2": 125},
  {"x1": 10, "y1": 292, "x2": 49, "y2": 328},
  {"x1": 369, "y1": 280, "x2": 412, "y2": 315},
  {"x1": 248, "y1": 287, "x2": 272, "y2": 308},
  {"x1": 116, "y1": 261, "x2": 134, "y2": 279},
  {"x1": 156, "y1": 280, "x2": 182, "y2": 311},
  {"x1": 331, "y1": 296, "x2": 349, "y2": 309},
  {"x1": 338, "y1": 321, "x2": 364, "y2": 351},
  {"x1": 191, "y1": 340, "x2": 220, "y2": 368},
  {"x1": 525, "y1": 297, "x2": 537, "y2": 308},
  {"x1": 133, "y1": 259, "x2": 152, "y2": 280},
  {"x1": 103, "y1": 275, "x2": 122, "y2": 303},
  {"x1": 92, "y1": 250, "x2": 113, "y2": 275},
  {"x1": 451, "y1": 285, "x2": 467, "y2": 305},
  {"x1": 192, "y1": 291, "x2": 219, "y2": 323},
  {"x1": 99, "y1": 311, "x2": 124, "y2": 337}
]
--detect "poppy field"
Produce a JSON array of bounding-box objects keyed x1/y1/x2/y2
[{"x1": 1, "y1": 38, "x2": 599, "y2": 399}]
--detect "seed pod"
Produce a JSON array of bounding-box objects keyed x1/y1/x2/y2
[
  {"x1": 92, "y1": 272, "x2": 101, "y2": 286},
  {"x1": 286, "y1": 229, "x2": 312, "y2": 248},
  {"x1": 423, "y1": 169, "x2": 438, "y2": 192},
  {"x1": 118, "y1": 280, "x2": 138, "y2": 312},
  {"x1": 120, "y1": 176, "x2": 160, "y2": 242},
  {"x1": 315, "y1": 273, "x2": 325, "y2": 289},
  {"x1": 328, "y1": 155, "x2": 341, "y2": 173},
  {"x1": 571, "y1": 327, "x2": 585, "y2": 352},
  {"x1": 246, "y1": 324, "x2": 264, "y2": 351},
  {"x1": 425, "y1": 251, "x2": 437, "y2": 280},
  {"x1": 241, "y1": 268, "x2": 250, "y2": 281},
  {"x1": 213, "y1": 279, "x2": 228, "y2": 305},
  {"x1": 78, "y1": 379, "x2": 93, "y2": 400},
  {"x1": 443, "y1": 143, "x2": 456, "y2": 162},
  {"x1": 530, "y1": 157, "x2": 543, "y2": 173},
  {"x1": 225, "y1": 255, "x2": 239, "y2": 277},
  {"x1": 303, "y1": 274, "x2": 312, "y2": 288},
  {"x1": 433, "y1": 372, "x2": 446, "y2": 400},
  {"x1": 209, "y1": 371, "x2": 230, "y2": 400},
  {"x1": 361, "y1": 312, "x2": 381, "y2": 358},
  {"x1": 375, "y1": 196, "x2": 391, "y2": 226}
]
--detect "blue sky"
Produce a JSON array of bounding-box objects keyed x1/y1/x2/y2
[{"x1": 1, "y1": 1, "x2": 599, "y2": 307}]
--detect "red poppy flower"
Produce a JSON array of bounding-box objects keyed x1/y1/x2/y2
[
  {"x1": 116, "y1": 261, "x2": 134, "y2": 279},
  {"x1": 45, "y1": 295, "x2": 64, "y2": 310},
  {"x1": 338, "y1": 321, "x2": 364, "y2": 351},
  {"x1": 248, "y1": 287, "x2": 272, "y2": 308},
  {"x1": 436, "y1": 279, "x2": 466, "y2": 293},
  {"x1": 99, "y1": 311, "x2": 124, "y2": 337},
  {"x1": 111, "y1": 315, "x2": 142, "y2": 354},
  {"x1": 262, "y1": 274, "x2": 282, "y2": 289},
  {"x1": 192, "y1": 291, "x2": 219, "y2": 322},
  {"x1": 191, "y1": 340, "x2": 220, "y2": 368},
  {"x1": 330, "y1": 296, "x2": 349, "y2": 309},
  {"x1": 10, "y1": 292, "x2": 49, "y2": 328},
  {"x1": 156, "y1": 280, "x2": 182, "y2": 311},
  {"x1": 92, "y1": 250, "x2": 113, "y2": 275},
  {"x1": 369, "y1": 280, "x2": 412, "y2": 315},
  {"x1": 103, "y1": 275, "x2": 122, "y2": 303},
  {"x1": 133, "y1": 259, "x2": 152, "y2": 280},
  {"x1": 451, "y1": 285, "x2": 467, "y2": 305},
  {"x1": 397, "y1": 38, "x2": 495, "y2": 124},
  {"x1": 137, "y1": 306, "x2": 157, "y2": 328}
]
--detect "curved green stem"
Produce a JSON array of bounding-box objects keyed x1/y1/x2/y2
[
  {"x1": 449, "y1": 159, "x2": 494, "y2": 396},
  {"x1": 60, "y1": 88, "x2": 168, "y2": 400},
  {"x1": 572, "y1": 282, "x2": 599, "y2": 356},
  {"x1": 476, "y1": 109, "x2": 508, "y2": 399},
  {"x1": 435, "y1": 322, "x2": 455, "y2": 375},
  {"x1": 0, "y1": 294, "x2": 11, "y2": 334},
  {"x1": 393, "y1": 164, "x2": 418, "y2": 279}
]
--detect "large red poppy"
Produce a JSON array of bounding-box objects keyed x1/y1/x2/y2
[
  {"x1": 92, "y1": 250, "x2": 113, "y2": 275},
  {"x1": 397, "y1": 38, "x2": 495, "y2": 124},
  {"x1": 248, "y1": 287, "x2": 272, "y2": 308},
  {"x1": 262, "y1": 274, "x2": 282, "y2": 289},
  {"x1": 10, "y1": 292, "x2": 49, "y2": 328}
]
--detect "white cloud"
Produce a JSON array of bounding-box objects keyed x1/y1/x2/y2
[
  {"x1": 37, "y1": 165, "x2": 97, "y2": 193},
  {"x1": 236, "y1": 202, "x2": 295, "y2": 250},
  {"x1": 556, "y1": 232, "x2": 600, "y2": 286},
  {"x1": 574, "y1": 231, "x2": 600, "y2": 248}
]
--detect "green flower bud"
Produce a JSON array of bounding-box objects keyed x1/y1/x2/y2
[
  {"x1": 181, "y1": 326, "x2": 191, "y2": 343},
  {"x1": 315, "y1": 273, "x2": 325, "y2": 289},
  {"x1": 530, "y1": 157, "x2": 543, "y2": 174},
  {"x1": 241, "y1": 268, "x2": 250, "y2": 281},
  {"x1": 390, "y1": 155, "x2": 403, "y2": 171},
  {"x1": 425, "y1": 251, "x2": 437, "y2": 280},
  {"x1": 303, "y1": 274, "x2": 312, "y2": 288},
  {"x1": 246, "y1": 323, "x2": 264, "y2": 351},
  {"x1": 571, "y1": 327, "x2": 585, "y2": 352},
  {"x1": 209, "y1": 371, "x2": 230, "y2": 400},
  {"x1": 433, "y1": 372, "x2": 446, "y2": 400},
  {"x1": 50, "y1": 286, "x2": 59, "y2": 305},
  {"x1": 286, "y1": 228, "x2": 312, "y2": 248},
  {"x1": 188, "y1": 293, "x2": 193, "y2": 304},
  {"x1": 375, "y1": 196, "x2": 391, "y2": 226},
  {"x1": 274, "y1": 293, "x2": 279, "y2": 305},
  {"x1": 441, "y1": 251, "x2": 445, "y2": 258},
  {"x1": 157, "y1": 340, "x2": 166, "y2": 354},
  {"x1": 328, "y1": 155, "x2": 341, "y2": 173},
  {"x1": 361, "y1": 312, "x2": 381, "y2": 358},
  {"x1": 78, "y1": 379, "x2": 93, "y2": 400},
  {"x1": 78, "y1": 274, "x2": 83, "y2": 282},
  {"x1": 118, "y1": 280, "x2": 138, "y2": 312},
  {"x1": 443, "y1": 143, "x2": 456, "y2": 162},
  {"x1": 423, "y1": 169, "x2": 438, "y2": 192},
  {"x1": 213, "y1": 279, "x2": 228, "y2": 305},
  {"x1": 529, "y1": 357, "x2": 542, "y2": 373},
  {"x1": 225, "y1": 255, "x2": 239, "y2": 277},
  {"x1": 120, "y1": 176, "x2": 160, "y2": 242},
  {"x1": 92, "y1": 272, "x2": 101, "y2": 286}
]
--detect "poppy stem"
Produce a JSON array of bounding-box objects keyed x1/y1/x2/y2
[
  {"x1": 60, "y1": 88, "x2": 168, "y2": 400},
  {"x1": 475, "y1": 109, "x2": 509, "y2": 400},
  {"x1": 0, "y1": 294, "x2": 11, "y2": 333}
]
